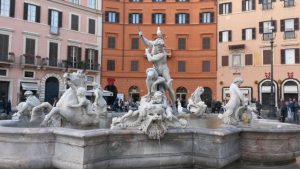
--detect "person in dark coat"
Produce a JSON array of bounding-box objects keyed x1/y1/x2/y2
[
  {"x1": 280, "y1": 101, "x2": 288, "y2": 123},
  {"x1": 255, "y1": 100, "x2": 262, "y2": 119},
  {"x1": 6, "y1": 100, "x2": 11, "y2": 115}
]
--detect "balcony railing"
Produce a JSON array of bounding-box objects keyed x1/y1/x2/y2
[
  {"x1": 262, "y1": 33, "x2": 274, "y2": 41},
  {"x1": 0, "y1": 52, "x2": 15, "y2": 63},
  {"x1": 284, "y1": 31, "x2": 296, "y2": 39},
  {"x1": 86, "y1": 63, "x2": 100, "y2": 71},
  {"x1": 42, "y1": 58, "x2": 66, "y2": 68},
  {"x1": 50, "y1": 26, "x2": 59, "y2": 35},
  {"x1": 21, "y1": 54, "x2": 41, "y2": 67},
  {"x1": 262, "y1": 3, "x2": 273, "y2": 10},
  {"x1": 284, "y1": 0, "x2": 295, "y2": 7}
]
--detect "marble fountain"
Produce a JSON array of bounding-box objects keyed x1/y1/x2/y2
[{"x1": 0, "y1": 28, "x2": 300, "y2": 169}]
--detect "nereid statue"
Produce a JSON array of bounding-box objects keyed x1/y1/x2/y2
[
  {"x1": 187, "y1": 86, "x2": 207, "y2": 117},
  {"x1": 111, "y1": 28, "x2": 187, "y2": 139},
  {"x1": 12, "y1": 91, "x2": 40, "y2": 120},
  {"x1": 218, "y1": 77, "x2": 253, "y2": 125}
]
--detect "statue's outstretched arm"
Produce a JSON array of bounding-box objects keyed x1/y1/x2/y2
[{"x1": 140, "y1": 36, "x2": 154, "y2": 46}]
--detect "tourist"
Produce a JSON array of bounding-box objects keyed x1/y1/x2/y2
[
  {"x1": 280, "y1": 101, "x2": 288, "y2": 123},
  {"x1": 6, "y1": 100, "x2": 11, "y2": 115},
  {"x1": 211, "y1": 99, "x2": 216, "y2": 113},
  {"x1": 255, "y1": 99, "x2": 262, "y2": 119},
  {"x1": 293, "y1": 98, "x2": 299, "y2": 123},
  {"x1": 287, "y1": 99, "x2": 294, "y2": 122}
]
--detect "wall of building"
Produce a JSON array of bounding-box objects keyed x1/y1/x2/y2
[
  {"x1": 217, "y1": 0, "x2": 300, "y2": 108},
  {"x1": 0, "y1": 0, "x2": 101, "y2": 110},
  {"x1": 102, "y1": 0, "x2": 217, "y2": 105}
]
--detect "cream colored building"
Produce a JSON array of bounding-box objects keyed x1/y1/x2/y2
[{"x1": 217, "y1": 0, "x2": 299, "y2": 109}]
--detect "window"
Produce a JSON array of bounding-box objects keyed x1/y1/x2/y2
[
  {"x1": 107, "y1": 60, "x2": 115, "y2": 71},
  {"x1": 105, "y1": 11, "x2": 119, "y2": 23},
  {"x1": 108, "y1": 36, "x2": 116, "y2": 49},
  {"x1": 88, "y1": 0, "x2": 96, "y2": 9},
  {"x1": 70, "y1": 0, "x2": 80, "y2": 4},
  {"x1": 67, "y1": 46, "x2": 81, "y2": 68},
  {"x1": 202, "y1": 37, "x2": 210, "y2": 49},
  {"x1": 130, "y1": 0, "x2": 142, "y2": 2},
  {"x1": 177, "y1": 0, "x2": 189, "y2": 2},
  {"x1": 152, "y1": 0, "x2": 165, "y2": 2},
  {"x1": 232, "y1": 54, "x2": 242, "y2": 67},
  {"x1": 24, "y1": 71, "x2": 35, "y2": 78},
  {"x1": 242, "y1": 28, "x2": 256, "y2": 40},
  {"x1": 0, "y1": 69, "x2": 7, "y2": 76},
  {"x1": 0, "y1": 34, "x2": 9, "y2": 61},
  {"x1": 281, "y1": 18, "x2": 299, "y2": 39},
  {"x1": 71, "y1": 14, "x2": 79, "y2": 31},
  {"x1": 202, "y1": 61, "x2": 210, "y2": 72},
  {"x1": 259, "y1": 20, "x2": 276, "y2": 40},
  {"x1": 222, "y1": 55, "x2": 229, "y2": 66},
  {"x1": 263, "y1": 50, "x2": 272, "y2": 65},
  {"x1": 152, "y1": 13, "x2": 166, "y2": 24},
  {"x1": 200, "y1": 12, "x2": 214, "y2": 23},
  {"x1": 242, "y1": 0, "x2": 255, "y2": 11},
  {"x1": 49, "y1": 42, "x2": 58, "y2": 66},
  {"x1": 23, "y1": 3, "x2": 40, "y2": 22},
  {"x1": 131, "y1": 38, "x2": 139, "y2": 49},
  {"x1": 178, "y1": 38, "x2": 186, "y2": 50},
  {"x1": 131, "y1": 60, "x2": 139, "y2": 71},
  {"x1": 25, "y1": 38, "x2": 36, "y2": 57},
  {"x1": 219, "y1": 31, "x2": 232, "y2": 42},
  {"x1": 178, "y1": 61, "x2": 186, "y2": 72},
  {"x1": 245, "y1": 54, "x2": 253, "y2": 65},
  {"x1": 88, "y1": 18, "x2": 96, "y2": 34},
  {"x1": 219, "y1": 2, "x2": 232, "y2": 15},
  {"x1": 260, "y1": 0, "x2": 273, "y2": 10},
  {"x1": 283, "y1": 0, "x2": 295, "y2": 7},
  {"x1": 86, "y1": 76, "x2": 94, "y2": 83},
  {"x1": 48, "y1": 9, "x2": 62, "y2": 34},
  {"x1": 281, "y1": 48, "x2": 300, "y2": 64},
  {"x1": 0, "y1": 0, "x2": 15, "y2": 17},
  {"x1": 129, "y1": 13, "x2": 142, "y2": 24},
  {"x1": 175, "y1": 13, "x2": 189, "y2": 24},
  {"x1": 86, "y1": 49, "x2": 98, "y2": 70}
]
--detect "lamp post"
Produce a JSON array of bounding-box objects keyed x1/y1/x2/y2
[{"x1": 268, "y1": 18, "x2": 276, "y2": 118}]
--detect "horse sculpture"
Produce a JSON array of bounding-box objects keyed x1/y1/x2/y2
[{"x1": 31, "y1": 70, "x2": 107, "y2": 128}]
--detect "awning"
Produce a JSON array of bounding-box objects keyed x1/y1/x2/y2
[
  {"x1": 86, "y1": 89, "x2": 113, "y2": 97},
  {"x1": 261, "y1": 86, "x2": 275, "y2": 93},
  {"x1": 21, "y1": 82, "x2": 38, "y2": 91}
]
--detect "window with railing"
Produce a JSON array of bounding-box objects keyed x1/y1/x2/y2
[
  {"x1": 281, "y1": 18, "x2": 298, "y2": 39},
  {"x1": 259, "y1": 20, "x2": 276, "y2": 40},
  {"x1": 283, "y1": 0, "x2": 295, "y2": 7},
  {"x1": 48, "y1": 9, "x2": 62, "y2": 35},
  {"x1": 260, "y1": 0, "x2": 273, "y2": 10}
]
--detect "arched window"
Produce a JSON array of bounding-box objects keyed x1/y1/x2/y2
[{"x1": 128, "y1": 86, "x2": 140, "y2": 102}]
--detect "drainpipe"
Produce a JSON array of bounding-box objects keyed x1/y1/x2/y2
[{"x1": 122, "y1": 0, "x2": 125, "y2": 71}]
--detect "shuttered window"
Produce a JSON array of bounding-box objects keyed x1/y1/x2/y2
[
  {"x1": 107, "y1": 60, "x2": 115, "y2": 71},
  {"x1": 178, "y1": 61, "x2": 186, "y2": 72},
  {"x1": 178, "y1": 38, "x2": 186, "y2": 50},
  {"x1": 245, "y1": 54, "x2": 253, "y2": 65},
  {"x1": 202, "y1": 61, "x2": 210, "y2": 72},
  {"x1": 131, "y1": 60, "x2": 139, "y2": 71},
  {"x1": 131, "y1": 38, "x2": 139, "y2": 49},
  {"x1": 71, "y1": 14, "x2": 79, "y2": 31},
  {"x1": 0, "y1": 34, "x2": 9, "y2": 61},
  {"x1": 219, "y1": 2, "x2": 232, "y2": 14},
  {"x1": 108, "y1": 36, "x2": 116, "y2": 49},
  {"x1": 88, "y1": 18, "x2": 96, "y2": 34},
  {"x1": 222, "y1": 56, "x2": 229, "y2": 66},
  {"x1": 263, "y1": 50, "x2": 272, "y2": 65},
  {"x1": 202, "y1": 37, "x2": 211, "y2": 49}
]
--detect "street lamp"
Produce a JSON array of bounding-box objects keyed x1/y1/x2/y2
[{"x1": 267, "y1": 18, "x2": 276, "y2": 118}]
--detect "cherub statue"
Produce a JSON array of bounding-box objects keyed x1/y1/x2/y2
[{"x1": 187, "y1": 86, "x2": 207, "y2": 117}]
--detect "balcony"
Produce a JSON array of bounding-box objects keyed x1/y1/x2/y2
[
  {"x1": 21, "y1": 54, "x2": 41, "y2": 68},
  {"x1": 42, "y1": 58, "x2": 66, "y2": 70},
  {"x1": 284, "y1": 31, "x2": 296, "y2": 39},
  {"x1": 0, "y1": 52, "x2": 15, "y2": 66},
  {"x1": 86, "y1": 63, "x2": 100, "y2": 72}
]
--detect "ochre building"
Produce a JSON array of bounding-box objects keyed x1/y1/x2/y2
[{"x1": 102, "y1": 0, "x2": 217, "y2": 105}]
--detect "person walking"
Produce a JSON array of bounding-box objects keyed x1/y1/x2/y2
[
  {"x1": 255, "y1": 99, "x2": 262, "y2": 119},
  {"x1": 293, "y1": 98, "x2": 299, "y2": 123},
  {"x1": 288, "y1": 98, "x2": 295, "y2": 122},
  {"x1": 280, "y1": 101, "x2": 288, "y2": 123},
  {"x1": 6, "y1": 100, "x2": 11, "y2": 115}
]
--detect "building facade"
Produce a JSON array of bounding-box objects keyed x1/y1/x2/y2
[
  {"x1": 217, "y1": 0, "x2": 300, "y2": 109},
  {"x1": 0, "y1": 0, "x2": 102, "y2": 111},
  {"x1": 102, "y1": 0, "x2": 217, "y2": 106}
]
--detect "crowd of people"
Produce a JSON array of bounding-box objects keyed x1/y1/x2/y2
[{"x1": 280, "y1": 98, "x2": 300, "y2": 123}]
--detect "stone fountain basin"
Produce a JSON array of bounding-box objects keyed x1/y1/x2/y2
[{"x1": 0, "y1": 119, "x2": 300, "y2": 169}]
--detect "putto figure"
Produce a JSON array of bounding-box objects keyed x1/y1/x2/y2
[
  {"x1": 138, "y1": 27, "x2": 176, "y2": 104},
  {"x1": 12, "y1": 91, "x2": 40, "y2": 120},
  {"x1": 218, "y1": 77, "x2": 245, "y2": 125}
]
